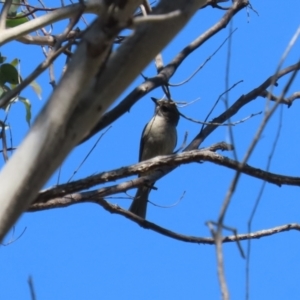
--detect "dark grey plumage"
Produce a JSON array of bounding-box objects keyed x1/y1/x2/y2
[{"x1": 129, "y1": 99, "x2": 180, "y2": 218}]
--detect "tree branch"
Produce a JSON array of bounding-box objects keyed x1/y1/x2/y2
[
  {"x1": 0, "y1": 0, "x2": 208, "y2": 242},
  {"x1": 0, "y1": 0, "x2": 141, "y2": 241},
  {"x1": 28, "y1": 196, "x2": 300, "y2": 245},
  {"x1": 34, "y1": 145, "x2": 300, "y2": 207},
  {"x1": 79, "y1": 0, "x2": 249, "y2": 144},
  {"x1": 187, "y1": 60, "x2": 300, "y2": 150},
  {"x1": 0, "y1": 1, "x2": 103, "y2": 46}
]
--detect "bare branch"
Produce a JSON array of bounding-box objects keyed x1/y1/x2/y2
[
  {"x1": 169, "y1": 27, "x2": 238, "y2": 86},
  {"x1": 33, "y1": 146, "x2": 300, "y2": 207},
  {"x1": 28, "y1": 276, "x2": 37, "y2": 300},
  {"x1": 217, "y1": 29, "x2": 300, "y2": 229},
  {"x1": 16, "y1": 30, "x2": 79, "y2": 46},
  {"x1": 0, "y1": 1, "x2": 133, "y2": 240},
  {"x1": 79, "y1": 0, "x2": 249, "y2": 144},
  {"x1": 0, "y1": 0, "x2": 209, "y2": 242},
  {"x1": 187, "y1": 60, "x2": 300, "y2": 150},
  {"x1": 260, "y1": 90, "x2": 300, "y2": 107},
  {"x1": 28, "y1": 196, "x2": 300, "y2": 245},
  {"x1": 180, "y1": 110, "x2": 261, "y2": 126},
  {"x1": 0, "y1": 1, "x2": 104, "y2": 46}
]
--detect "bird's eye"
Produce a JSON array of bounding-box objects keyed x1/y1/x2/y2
[{"x1": 161, "y1": 105, "x2": 169, "y2": 112}]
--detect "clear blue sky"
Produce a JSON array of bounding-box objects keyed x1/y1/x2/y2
[{"x1": 1, "y1": 1, "x2": 300, "y2": 299}]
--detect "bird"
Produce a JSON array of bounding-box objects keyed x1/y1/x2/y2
[{"x1": 129, "y1": 98, "x2": 180, "y2": 218}]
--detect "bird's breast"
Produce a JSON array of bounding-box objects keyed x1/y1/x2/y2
[{"x1": 141, "y1": 116, "x2": 177, "y2": 161}]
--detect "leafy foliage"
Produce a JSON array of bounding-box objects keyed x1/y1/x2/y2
[{"x1": 0, "y1": 54, "x2": 41, "y2": 125}]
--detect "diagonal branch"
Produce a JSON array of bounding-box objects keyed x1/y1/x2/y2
[
  {"x1": 28, "y1": 195, "x2": 300, "y2": 245},
  {"x1": 0, "y1": 1, "x2": 103, "y2": 46},
  {"x1": 0, "y1": 0, "x2": 143, "y2": 241},
  {"x1": 186, "y1": 61, "x2": 300, "y2": 150},
  {"x1": 0, "y1": 0, "x2": 208, "y2": 242},
  {"x1": 260, "y1": 90, "x2": 300, "y2": 107},
  {"x1": 35, "y1": 145, "x2": 300, "y2": 205},
  {"x1": 79, "y1": 0, "x2": 249, "y2": 144}
]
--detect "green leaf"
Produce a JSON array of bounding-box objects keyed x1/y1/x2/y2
[
  {"x1": 18, "y1": 96, "x2": 31, "y2": 126},
  {"x1": 0, "y1": 54, "x2": 6, "y2": 64},
  {"x1": 0, "y1": 86, "x2": 6, "y2": 98},
  {"x1": 30, "y1": 80, "x2": 42, "y2": 99},
  {"x1": 0, "y1": 84, "x2": 11, "y2": 100},
  {"x1": 0, "y1": 63, "x2": 19, "y2": 85},
  {"x1": 10, "y1": 58, "x2": 19, "y2": 67},
  {"x1": 6, "y1": 13, "x2": 28, "y2": 28},
  {"x1": 2, "y1": 86, "x2": 17, "y2": 112}
]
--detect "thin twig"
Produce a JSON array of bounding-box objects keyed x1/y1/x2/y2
[
  {"x1": 68, "y1": 126, "x2": 112, "y2": 183},
  {"x1": 1, "y1": 226, "x2": 27, "y2": 246},
  {"x1": 28, "y1": 276, "x2": 37, "y2": 300},
  {"x1": 169, "y1": 28, "x2": 238, "y2": 87},
  {"x1": 216, "y1": 31, "x2": 300, "y2": 300},
  {"x1": 180, "y1": 111, "x2": 261, "y2": 126},
  {"x1": 200, "y1": 80, "x2": 243, "y2": 132},
  {"x1": 218, "y1": 27, "x2": 300, "y2": 228},
  {"x1": 149, "y1": 191, "x2": 186, "y2": 208}
]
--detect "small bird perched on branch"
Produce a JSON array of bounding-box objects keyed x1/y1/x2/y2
[{"x1": 129, "y1": 98, "x2": 180, "y2": 218}]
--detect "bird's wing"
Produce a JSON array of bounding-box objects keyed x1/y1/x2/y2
[{"x1": 139, "y1": 122, "x2": 148, "y2": 162}]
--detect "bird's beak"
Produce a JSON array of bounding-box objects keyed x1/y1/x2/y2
[{"x1": 151, "y1": 97, "x2": 158, "y2": 105}]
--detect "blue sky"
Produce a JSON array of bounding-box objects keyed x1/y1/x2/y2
[{"x1": 1, "y1": 1, "x2": 300, "y2": 299}]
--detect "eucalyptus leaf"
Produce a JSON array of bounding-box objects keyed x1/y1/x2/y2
[
  {"x1": 0, "y1": 63, "x2": 19, "y2": 84},
  {"x1": 18, "y1": 96, "x2": 32, "y2": 126},
  {"x1": 10, "y1": 58, "x2": 19, "y2": 67},
  {"x1": 0, "y1": 54, "x2": 6, "y2": 64},
  {"x1": 30, "y1": 80, "x2": 42, "y2": 99},
  {"x1": 6, "y1": 13, "x2": 28, "y2": 28},
  {"x1": 0, "y1": 86, "x2": 5, "y2": 99}
]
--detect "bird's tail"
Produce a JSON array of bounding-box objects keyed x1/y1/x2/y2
[{"x1": 129, "y1": 186, "x2": 151, "y2": 219}]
